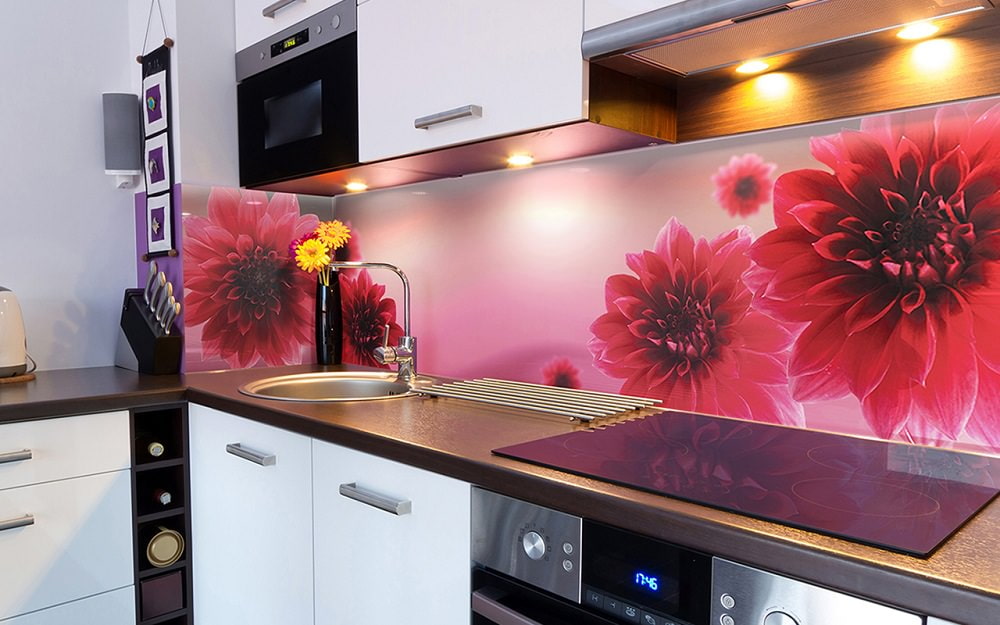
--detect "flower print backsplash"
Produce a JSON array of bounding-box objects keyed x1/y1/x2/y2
[
  {"x1": 329, "y1": 97, "x2": 1000, "y2": 456},
  {"x1": 177, "y1": 97, "x2": 1000, "y2": 455}
]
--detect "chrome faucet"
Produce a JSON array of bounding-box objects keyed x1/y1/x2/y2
[{"x1": 329, "y1": 261, "x2": 416, "y2": 384}]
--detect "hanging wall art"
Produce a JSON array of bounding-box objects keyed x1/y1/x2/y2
[{"x1": 140, "y1": 43, "x2": 175, "y2": 258}]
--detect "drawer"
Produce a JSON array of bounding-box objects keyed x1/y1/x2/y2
[
  {"x1": 0, "y1": 412, "x2": 130, "y2": 491},
  {"x1": 0, "y1": 470, "x2": 133, "y2": 620},
  {"x1": 0, "y1": 586, "x2": 134, "y2": 625}
]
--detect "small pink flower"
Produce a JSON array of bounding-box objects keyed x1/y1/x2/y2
[
  {"x1": 340, "y1": 269, "x2": 404, "y2": 368},
  {"x1": 542, "y1": 357, "x2": 581, "y2": 389},
  {"x1": 589, "y1": 218, "x2": 801, "y2": 424},
  {"x1": 711, "y1": 153, "x2": 778, "y2": 217}
]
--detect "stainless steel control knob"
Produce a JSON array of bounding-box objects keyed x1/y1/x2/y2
[
  {"x1": 522, "y1": 531, "x2": 546, "y2": 560},
  {"x1": 763, "y1": 611, "x2": 799, "y2": 625}
]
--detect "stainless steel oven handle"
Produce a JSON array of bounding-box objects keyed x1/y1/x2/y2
[
  {"x1": 262, "y1": 0, "x2": 305, "y2": 18},
  {"x1": 226, "y1": 443, "x2": 276, "y2": 466},
  {"x1": 0, "y1": 449, "x2": 32, "y2": 465},
  {"x1": 472, "y1": 588, "x2": 545, "y2": 625},
  {"x1": 0, "y1": 514, "x2": 34, "y2": 532},
  {"x1": 339, "y1": 482, "x2": 412, "y2": 515},
  {"x1": 414, "y1": 104, "x2": 483, "y2": 129}
]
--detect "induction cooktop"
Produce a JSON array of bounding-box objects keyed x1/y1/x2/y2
[{"x1": 493, "y1": 411, "x2": 1000, "y2": 556}]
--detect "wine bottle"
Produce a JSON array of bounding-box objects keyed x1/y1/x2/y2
[
  {"x1": 152, "y1": 488, "x2": 172, "y2": 506},
  {"x1": 136, "y1": 433, "x2": 165, "y2": 459}
]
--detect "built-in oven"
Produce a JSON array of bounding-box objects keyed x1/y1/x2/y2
[
  {"x1": 471, "y1": 487, "x2": 926, "y2": 625},
  {"x1": 235, "y1": 1, "x2": 358, "y2": 188}
]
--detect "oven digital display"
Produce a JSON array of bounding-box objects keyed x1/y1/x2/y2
[
  {"x1": 583, "y1": 521, "x2": 711, "y2": 624},
  {"x1": 271, "y1": 29, "x2": 309, "y2": 58}
]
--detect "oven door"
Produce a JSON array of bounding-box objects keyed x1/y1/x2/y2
[
  {"x1": 237, "y1": 32, "x2": 359, "y2": 188},
  {"x1": 473, "y1": 568, "x2": 618, "y2": 625}
]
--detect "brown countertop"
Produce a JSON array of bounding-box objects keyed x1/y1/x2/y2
[
  {"x1": 0, "y1": 366, "x2": 185, "y2": 422},
  {"x1": 184, "y1": 364, "x2": 1000, "y2": 625},
  {"x1": 3, "y1": 365, "x2": 996, "y2": 624}
]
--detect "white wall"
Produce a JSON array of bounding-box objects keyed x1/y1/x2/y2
[{"x1": 0, "y1": 0, "x2": 136, "y2": 370}]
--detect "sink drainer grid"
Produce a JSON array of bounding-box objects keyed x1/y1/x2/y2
[{"x1": 416, "y1": 378, "x2": 660, "y2": 421}]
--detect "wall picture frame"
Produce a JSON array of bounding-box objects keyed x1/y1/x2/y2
[
  {"x1": 142, "y1": 70, "x2": 168, "y2": 137},
  {"x1": 144, "y1": 132, "x2": 171, "y2": 196},
  {"x1": 146, "y1": 192, "x2": 172, "y2": 255}
]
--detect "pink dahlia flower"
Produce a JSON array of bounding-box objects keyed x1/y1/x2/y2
[
  {"x1": 711, "y1": 153, "x2": 778, "y2": 217},
  {"x1": 589, "y1": 218, "x2": 801, "y2": 424},
  {"x1": 541, "y1": 357, "x2": 582, "y2": 389},
  {"x1": 749, "y1": 102, "x2": 1000, "y2": 446},
  {"x1": 184, "y1": 188, "x2": 318, "y2": 368},
  {"x1": 340, "y1": 269, "x2": 404, "y2": 368}
]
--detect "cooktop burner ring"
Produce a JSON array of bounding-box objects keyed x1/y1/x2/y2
[{"x1": 791, "y1": 477, "x2": 941, "y2": 519}]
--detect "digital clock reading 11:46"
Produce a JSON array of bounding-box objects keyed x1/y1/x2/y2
[{"x1": 634, "y1": 571, "x2": 659, "y2": 593}]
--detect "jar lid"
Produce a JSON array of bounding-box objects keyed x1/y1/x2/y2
[{"x1": 147, "y1": 527, "x2": 185, "y2": 567}]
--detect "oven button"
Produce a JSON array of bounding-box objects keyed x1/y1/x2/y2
[
  {"x1": 522, "y1": 531, "x2": 546, "y2": 560},
  {"x1": 720, "y1": 593, "x2": 736, "y2": 609},
  {"x1": 622, "y1": 603, "x2": 641, "y2": 623},
  {"x1": 562, "y1": 541, "x2": 574, "y2": 555},
  {"x1": 562, "y1": 559, "x2": 573, "y2": 572},
  {"x1": 720, "y1": 614, "x2": 735, "y2": 625},
  {"x1": 763, "y1": 611, "x2": 798, "y2": 625},
  {"x1": 640, "y1": 612, "x2": 661, "y2": 625},
  {"x1": 603, "y1": 596, "x2": 622, "y2": 617},
  {"x1": 584, "y1": 588, "x2": 603, "y2": 608}
]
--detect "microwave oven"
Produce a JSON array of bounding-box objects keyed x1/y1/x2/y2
[{"x1": 235, "y1": 1, "x2": 358, "y2": 189}]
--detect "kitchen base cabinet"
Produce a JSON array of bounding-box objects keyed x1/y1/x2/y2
[
  {"x1": 188, "y1": 405, "x2": 313, "y2": 625},
  {"x1": 313, "y1": 440, "x2": 471, "y2": 625},
  {"x1": 1, "y1": 587, "x2": 135, "y2": 625}
]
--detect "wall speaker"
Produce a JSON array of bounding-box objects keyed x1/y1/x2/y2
[{"x1": 102, "y1": 92, "x2": 141, "y2": 188}]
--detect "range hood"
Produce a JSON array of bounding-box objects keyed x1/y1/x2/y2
[{"x1": 582, "y1": 0, "x2": 996, "y2": 78}]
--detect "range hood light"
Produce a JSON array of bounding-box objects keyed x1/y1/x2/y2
[
  {"x1": 736, "y1": 59, "x2": 770, "y2": 74},
  {"x1": 345, "y1": 181, "x2": 368, "y2": 192},
  {"x1": 506, "y1": 153, "x2": 535, "y2": 167},
  {"x1": 897, "y1": 21, "x2": 940, "y2": 40}
]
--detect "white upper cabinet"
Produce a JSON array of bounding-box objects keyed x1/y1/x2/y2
[
  {"x1": 235, "y1": 0, "x2": 342, "y2": 51},
  {"x1": 584, "y1": 0, "x2": 688, "y2": 30},
  {"x1": 358, "y1": 0, "x2": 586, "y2": 163}
]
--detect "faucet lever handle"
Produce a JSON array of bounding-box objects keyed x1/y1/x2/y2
[{"x1": 381, "y1": 324, "x2": 391, "y2": 349}]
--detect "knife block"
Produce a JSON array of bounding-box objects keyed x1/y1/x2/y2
[{"x1": 116, "y1": 288, "x2": 182, "y2": 375}]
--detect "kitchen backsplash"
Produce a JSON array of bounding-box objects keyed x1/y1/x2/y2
[{"x1": 172, "y1": 96, "x2": 1000, "y2": 456}]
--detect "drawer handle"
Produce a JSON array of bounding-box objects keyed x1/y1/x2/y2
[
  {"x1": 226, "y1": 443, "x2": 276, "y2": 466},
  {"x1": 414, "y1": 104, "x2": 483, "y2": 130},
  {"x1": 0, "y1": 449, "x2": 32, "y2": 465},
  {"x1": 339, "y1": 482, "x2": 412, "y2": 516},
  {"x1": 0, "y1": 514, "x2": 34, "y2": 533},
  {"x1": 472, "y1": 588, "x2": 545, "y2": 625},
  {"x1": 262, "y1": 0, "x2": 305, "y2": 18}
]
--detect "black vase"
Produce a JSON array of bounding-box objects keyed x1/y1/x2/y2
[{"x1": 315, "y1": 271, "x2": 342, "y2": 365}]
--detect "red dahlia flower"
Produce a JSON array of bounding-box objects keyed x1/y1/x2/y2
[
  {"x1": 541, "y1": 357, "x2": 582, "y2": 389},
  {"x1": 184, "y1": 188, "x2": 318, "y2": 368},
  {"x1": 711, "y1": 153, "x2": 778, "y2": 217},
  {"x1": 340, "y1": 269, "x2": 404, "y2": 368},
  {"x1": 749, "y1": 102, "x2": 1000, "y2": 446},
  {"x1": 589, "y1": 218, "x2": 801, "y2": 424}
]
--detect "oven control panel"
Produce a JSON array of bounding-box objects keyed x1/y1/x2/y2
[
  {"x1": 472, "y1": 488, "x2": 582, "y2": 603},
  {"x1": 712, "y1": 559, "x2": 922, "y2": 625}
]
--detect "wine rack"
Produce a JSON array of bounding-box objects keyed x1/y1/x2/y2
[{"x1": 131, "y1": 404, "x2": 193, "y2": 625}]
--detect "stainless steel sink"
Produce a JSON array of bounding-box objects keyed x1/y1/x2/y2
[{"x1": 238, "y1": 371, "x2": 414, "y2": 402}]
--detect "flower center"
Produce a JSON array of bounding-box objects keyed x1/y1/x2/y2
[
  {"x1": 233, "y1": 247, "x2": 282, "y2": 306},
  {"x1": 646, "y1": 294, "x2": 716, "y2": 370},
  {"x1": 874, "y1": 192, "x2": 974, "y2": 291},
  {"x1": 734, "y1": 176, "x2": 758, "y2": 199}
]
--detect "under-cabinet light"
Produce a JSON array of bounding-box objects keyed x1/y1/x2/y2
[
  {"x1": 735, "y1": 60, "x2": 770, "y2": 75},
  {"x1": 345, "y1": 181, "x2": 368, "y2": 192},
  {"x1": 506, "y1": 154, "x2": 534, "y2": 167},
  {"x1": 898, "y1": 21, "x2": 939, "y2": 40}
]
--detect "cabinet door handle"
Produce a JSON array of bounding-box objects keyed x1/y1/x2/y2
[
  {"x1": 0, "y1": 449, "x2": 31, "y2": 465},
  {"x1": 262, "y1": 0, "x2": 305, "y2": 18},
  {"x1": 226, "y1": 443, "x2": 276, "y2": 466},
  {"x1": 414, "y1": 104, "x2": 483, "y2": 130},
  {"x1": 0, "y1": 514, "x2": 34, "y2": 532},
  {"x1": 472, "y1": 588, "x2": 545, "y2": 625},
  {"x1": 339, "y1": 482, "x2": 412, "y2": 516}
]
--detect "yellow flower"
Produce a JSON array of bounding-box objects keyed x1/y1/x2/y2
[
  {"x1": 315, "y1": 220, "x2": 351, "y2": 251},
  {"x1": 295, "y1": 238, "x2": 330, "y2": 273}
]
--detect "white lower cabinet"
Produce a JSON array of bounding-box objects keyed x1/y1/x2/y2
[
  {"x1": 313, "y1": 440, "x2": 471, "y2": 625},
  {"x1": 1, "y1": 586, "x2": 134, "y2": 625},
  {"x1": 189, "y1": 405, "x2": 314, "y2": 625}
]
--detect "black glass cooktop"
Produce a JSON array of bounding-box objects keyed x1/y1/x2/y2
[{"x1": 493, "y1": 411, "x2": 1000, "y2": 556}]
